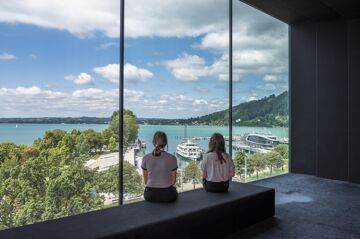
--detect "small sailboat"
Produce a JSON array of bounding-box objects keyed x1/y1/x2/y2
[{"x1": 15, "y1": 124, "x2": 18, "y2": 128}]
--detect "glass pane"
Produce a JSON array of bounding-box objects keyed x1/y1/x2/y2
[
  {"x1": 123, "y1": 0, "x2": 229, "y2": 202},
  {"x1": 0, "y1": 0, "x2": 119, "y2": 230},
  {"x1": 232, "y1": 0, "x2": 289, "y2": 182}
]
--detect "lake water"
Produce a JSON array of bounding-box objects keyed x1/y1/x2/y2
[{"x1": 0, "y1": 123, "x2": 288, "y2": 167}]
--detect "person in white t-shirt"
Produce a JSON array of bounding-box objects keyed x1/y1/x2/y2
[
  {"x1": 142, "y1": 131, "x2": 178, "y2": 202},
  {"x1": 200, "y1": 133, "x2": 235, "y2": 192}
]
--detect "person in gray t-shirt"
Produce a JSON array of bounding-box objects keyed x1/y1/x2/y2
[
  {"x1": 141, "y1": 131, "x2": 178, "y2": 202},
  {"x1": 200, "y1": 133, "x2": 235, "y2": 193}
]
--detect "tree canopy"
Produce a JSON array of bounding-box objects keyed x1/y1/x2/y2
[{"x1": 0, "y1": 110, "x2": 143, "y2": 230}]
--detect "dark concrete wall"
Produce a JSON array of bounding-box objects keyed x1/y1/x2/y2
[
  {"x1": 290, "y1": 18, "x2": 360, "y2": 183},
  {"x1": 348, "y1": 19, "x2": 360, "y2": 183}
]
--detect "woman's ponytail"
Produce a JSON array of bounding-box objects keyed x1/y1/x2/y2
[{"x1": 152, "y1": 131, "x2": 168, "y2": 157}]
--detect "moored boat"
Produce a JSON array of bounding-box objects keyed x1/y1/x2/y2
[{"x1": 176, "y1": 139, "x2": 202, "y2": 160}]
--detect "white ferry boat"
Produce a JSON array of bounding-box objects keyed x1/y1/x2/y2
[{"x1": 176, "y1": 139, "x2": 202, "y2": 161}]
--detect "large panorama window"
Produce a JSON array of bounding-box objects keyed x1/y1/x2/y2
[{"x1": 0, "y1": 0, "x2": 288, "y2": 231}]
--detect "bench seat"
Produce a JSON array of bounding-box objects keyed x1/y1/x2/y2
[{"x1": 0, "y1": 182, "x2": 275, "y2": 239}]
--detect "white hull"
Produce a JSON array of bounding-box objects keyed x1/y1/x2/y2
[
  {"x1": 176, "y1": 150, "x2": 200, "y2": 160},
  {"x1": 176, "y1": 140, "x2": 202, "y2": 161}
]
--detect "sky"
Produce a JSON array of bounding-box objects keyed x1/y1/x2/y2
[{"x1": 0, "y1": 0, "x2": 288, "y2": 119}]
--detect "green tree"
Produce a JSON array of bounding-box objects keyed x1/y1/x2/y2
[
  {"x1": 264, "y1": 151, "x2": 283, "y2": 174},
  {"x1": 123, "y1": 161, "x2": 144, "y2": 196},
  {"x1": 97, "y1": 162, "x2": 143, "y2": 197},
  {"x1": 274, "y1": 144, "x2": 288, "y2": 158},
  {"x1": 33, "y1": 129, "x2": 67, "y2": 150},
  {"x1": 234, "y1": 150, "x2": 247, "y2": 177},
  {"x1": 108, "y1": 137, "x2": 118, "y2": 152},
  {"x1": 274, "y1": 144, "x2": 288, "y2": 171},
  {"x1": 248, "y1": 153, "x2": 267, "y2": 178},
  {"x1": 0, "y1": 145, "x2": 104, "y2": 229},
  {"x1": 184, "y1": 161, "x2": 201, "y2": 189},
  {"x1": 107, "y1": 110, "x2": 139, "y2": 148},
  {"x1": 102, "y1": 128, "x2": 116, "y2": 146},
  {"x1": 20, "y1": 147, "x2": 40, "y2": 161},
  {"x1": 0, "y1": 142, "x2": 25, "y2": 164}
]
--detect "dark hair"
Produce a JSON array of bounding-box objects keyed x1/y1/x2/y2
[
  {"x1": 208, "y1": 133, "x2": 226, "y2": 164},
  {"x1": 152, "y1": 131, "x2": 168, "y2": 156}
]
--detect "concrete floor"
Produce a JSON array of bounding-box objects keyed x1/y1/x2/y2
[{"x1": 225, "y1": 173, "x2": 360, "y2": 239}]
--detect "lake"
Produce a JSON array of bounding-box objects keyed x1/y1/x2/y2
[{"x1": 0, "y1": 123, "x2": 288, "y2": 167}]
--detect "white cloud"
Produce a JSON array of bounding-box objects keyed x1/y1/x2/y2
[
  {"x1": 124, "y1": 88, "x2": 144, "y2": 102},
  {"x1": 257, "y1": 83, "x2": 277, "y2": 91},
  {"x1": 0, "y1": 86, "x2": 122, "y2": 117},
  {"x1": 65, "y1": 72, "x2": 94, "y2": 85},
  {"x1": 162, "y1": 54, "x2": 209, "y2": 81},
  {"x1": 30, "y1": 54, "x2": 37, "y2": 60},
  {"x1": 93, "y1": 63, "x2": 153, "y2": 84},
  {"x1": 193, "y1": 99, "x2": 208, "y2": 105},
  {"x1": 0, "y1": 0, "x2": 120, "y2": 38},
  {"x1": 0, "y1": 0, "x2": 226, "y2": 38},
  {"x1": 0, "y1": 86, "x2": 63, "y2": 97},
  {"x1": 124, "y1": 0, "x2": 227, "y2": 38},
  {"x1": 73, "y1": 88, "x2": 108, "y2": 98},
  {"x1": 0, "y1": 53, "x2": 16, "y2": 61},
  {"x1": 241, "y1": 95, "x2": 258, "y2": 102},
  {"x1": 96, "y1": 42, "x2": 118, "y2": 50}
]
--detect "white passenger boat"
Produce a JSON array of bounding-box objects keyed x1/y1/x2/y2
[{"x1": 176, "y1": 139, "x2": 202, "y2": 160}]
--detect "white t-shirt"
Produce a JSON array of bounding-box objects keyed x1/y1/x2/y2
[{"x1": 200, "y1": 152, "x2": 235, "y2": 182}]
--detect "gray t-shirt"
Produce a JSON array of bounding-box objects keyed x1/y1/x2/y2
[
  {"x1": 200, "y1": 152, "x2": 235, "y2": 182},
  {"x1": 141, "y1": 151, "x2": 178, "y2": 188}
]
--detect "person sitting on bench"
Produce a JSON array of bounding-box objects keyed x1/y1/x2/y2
[
  {"x1": 141, "y1": 131, "x2": 178, "y2": 202},
  {"x1": 201, "y1": 133, "x2": 235, "y2": 193}
]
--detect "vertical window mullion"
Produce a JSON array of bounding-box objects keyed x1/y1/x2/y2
[
  {"x1": 119, "y1": 0, "x2": 125, "y2": 205},
  {"x1": 229, "y1": 0, "x2": 233, "y2": 157}
]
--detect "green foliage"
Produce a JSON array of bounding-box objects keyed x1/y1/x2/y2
[
  {"x1": 0, "y1": 149, "x2": 103, "y2": 228},
  {"x1": 123, "y1": 161, "x2": 144, "y2": 196},
  {"x1": 140, "y1": 91, "x2": 289, "y2": 127},
  {"x1": 76, "y1": 129, "x2": 104, "y2": 155},
  {"x1": 96, "y1": 162, "x2": 144, "y2": 198},
  {"x1": 0, "y1": 142, "x2": 25, "y2": 164},
  {"x1": 0, "y1": 109, "x2": 143, "y2": 230},
  {"x1": 124, "y1": 110, "x2": 139, "y2": 146},
  {"x1": 264, "y1": 151, "x2": 283, "y2": 174},
  {"x1": 235, "y1": 144, "x2": 288, "y2": 179},
  {"x1": 248, "y1": 153, "x2": 267, "y2": 178},
  {"x1": 102, "y1": 110, "x2": 139, "y2": 149},
  {"x1": 108, "y1": 137, "x2": 118, "y2": 152},
  {"x1": 33, "y1": 129, "x2": 67, "y2": 150},
  {"x1": 233, "y1": 150, "x2": 247, "y2": 177},
  {"x1": 274, "y1": 144, "x2": 288, "y2": 171},
  {"x1": 184, "y1": 161, "x2": 201, "y2": 189},
  {"x1": 20, "y1": 147, "x2": 40, "y2": 161},
  {"x1": 274, "y1": 144, "x2": 288, "y2": 159}
]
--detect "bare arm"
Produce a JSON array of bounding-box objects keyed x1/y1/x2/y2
[
  {"x1": 171, "y1": 170, "x2": 177, "y2": 186},
  {"x1": 201, "y1": 170, "x2": 207, "y2": 179},
  {"x1": 229, "y1": 170, "x2": 235, "y2": 178},
  {"x1": 142, "y1": 170, "x2": 148, "y2": 185}
]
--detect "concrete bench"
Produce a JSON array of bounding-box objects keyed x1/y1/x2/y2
[{"x1": 0, "y1": 182, "x2": 274, "y2": 239}]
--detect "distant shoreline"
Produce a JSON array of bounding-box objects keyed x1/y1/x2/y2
[{"x1": 0, "y1": 117, "x2": 110, "y2": 124}]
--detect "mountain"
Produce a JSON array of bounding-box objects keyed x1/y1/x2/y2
[{"x1": 139, "y1": 91, "x2": 289, "y2": 127}]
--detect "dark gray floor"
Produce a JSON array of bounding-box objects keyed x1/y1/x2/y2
[{"x1": 225, "y1": 173, "x2": 360, "y2": 239}]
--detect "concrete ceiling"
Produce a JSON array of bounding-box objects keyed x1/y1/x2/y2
[{"x1": 239, "y1": 0, "x2": 360, "y2": 24}]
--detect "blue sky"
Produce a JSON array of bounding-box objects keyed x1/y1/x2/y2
[{"x1": 0, "y1": 0, "x2": 288, "y2": 119}]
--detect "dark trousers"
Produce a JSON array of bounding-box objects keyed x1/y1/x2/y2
[
  {"x1": 144, "y1": 186, "x2": 178, "y2": 203},
  {"x1": 202, "y1": 179, "x2": 229, "y2": 193}
]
